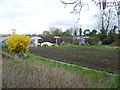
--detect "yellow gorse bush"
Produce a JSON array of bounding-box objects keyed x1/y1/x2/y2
[{"x1": 6, "y1": 34, "x2": 32, "y2": 53}]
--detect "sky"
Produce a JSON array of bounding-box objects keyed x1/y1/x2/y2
[{"x1": 0, "y1": 0, "x2": 117, "y2": 35}]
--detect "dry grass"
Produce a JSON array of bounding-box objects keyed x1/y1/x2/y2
[
  {"x1": 2, "y1": 57, "x2": 90, "y2": 88},
  {"x1": 2, "y1": 52, "x2": 118, "y2": 88}
]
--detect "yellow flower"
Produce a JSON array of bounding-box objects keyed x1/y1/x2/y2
[{"x1": 6, "y1": 34, "x2": 31, "y2": 53}]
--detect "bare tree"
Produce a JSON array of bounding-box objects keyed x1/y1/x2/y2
[
  {"x1": 95, "y1": 9, "x2": 117, "y2": 32},
  {"x1": 60, "y1": 0, "x2": 119, "y2": 22},
  {"x1": 60, "y1": 0, "x2": 85, "y2": 22}
]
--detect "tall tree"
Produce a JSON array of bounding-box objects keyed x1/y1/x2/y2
[
  {"x1": 79, "y1": 28, "x2": 82, "y2": 36},
  {"x1": 95, "y1": 9, "x2": 117, "y2": 32},
  {"x1": 74, "y1": 30, "x2": 77, "y2": 36},
  {"x1": 94, "y1": 9, "x2": 117, "y2": 43},
  {"x1": 90, "y1": 29, "x2": 97, "y2": 36},
  {"x1": 83, "y1": 29, "x2": 90, "y2": 36},
  {"x1": 69, "y1": 26, "x2": 79, "y2": 36},
  {"x1": 43, "y1": 31, "x2": 50, "y2": 36},
  {"x1": 62, "y1": 29, "x2": 72, "y2": 36},
  {"x1": 49, "y1": 27, "x2": 63, "y2": 36}
]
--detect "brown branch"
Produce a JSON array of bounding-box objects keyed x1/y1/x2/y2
[
  {"x1": 60, "y1": 0, "x2": 78, "y2": 5},
  {"x1": 61, "y1": 0, "x2": 83, "y2": 23}
]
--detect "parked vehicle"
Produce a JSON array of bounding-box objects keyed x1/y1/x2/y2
[{"x1": 41, "y1": 42, "x2": 53, "y2": 46}]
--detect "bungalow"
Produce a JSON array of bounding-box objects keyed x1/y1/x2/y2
[{"x1": 30, "y1": 36, "x2": 42, "y2": 47}]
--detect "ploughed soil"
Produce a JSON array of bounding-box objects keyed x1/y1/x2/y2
[{"x1": 30, "y1": 47, "x2": 119, "y2": 74}]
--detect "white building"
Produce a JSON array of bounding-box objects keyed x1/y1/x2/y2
[{"x1": 30, "y1": 36, "x2": 42, "y2": 47}]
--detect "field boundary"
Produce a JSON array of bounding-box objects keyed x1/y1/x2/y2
[
  {"x1": 38, "y1": 55, "x2": 116, "y2": 76},
  {"x1": 30, "y1": 46, "x2": 119, "y2": 74}
]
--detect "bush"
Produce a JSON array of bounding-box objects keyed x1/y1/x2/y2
[
  {"x1": 110, "y1": 41, "x2": 120, "y2": 47},
  {"x1": 61, "y1": 37, "x2": 73, "y2": 45},
  {"x1": 88, "y1": 35, "x2": 100, "y2": 45},
  {"x1": 6, "y1": 34, "x2": 31, "y2": 53}
]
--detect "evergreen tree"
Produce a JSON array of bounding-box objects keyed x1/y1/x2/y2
[{"x1": 79, "y1": 28, "x2": 82, "y2": 36}]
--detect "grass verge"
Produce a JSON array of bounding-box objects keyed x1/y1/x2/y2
[
  {"x1": 26, "y1": 53, "x2": 119, "y2": 88},
  {"x1": 36, "y1": 45, "x2": 120, "y2": 50}
]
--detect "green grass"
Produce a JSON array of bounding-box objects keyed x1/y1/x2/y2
[
  {"x1": 100, "y1": 75, "x2": 120, "y2": 88},
  {"x1": 36, "y1": 44, "x2": 119, "y2": 50},
  {"x1": 26, "y1": 53, "x2": 107, "y2": 79},
  {"x1": 25, "y1": 53, "x2": 119, "y2": 88}
]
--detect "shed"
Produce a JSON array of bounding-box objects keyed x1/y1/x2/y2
[
  {"x1": 54, "y1": 36, "x2": 60, "y2": 45},
  {"x1": 30, "y1": 36, "x2": 42, "y2": 47}
]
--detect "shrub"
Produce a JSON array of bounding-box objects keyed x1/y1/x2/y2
[
  {"x1": 88, "y1": 35, "x2": 100, "y2": 45},
  {"x1": 6, "y1": 34, "x2": 31, "y2": 53}
]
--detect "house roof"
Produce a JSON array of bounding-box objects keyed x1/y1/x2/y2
[
  {"x1": 31, "y1": 36, "x2": 42, "y2": 39},
  {"x1": 0, "y1": 37, "x2": 9, "y2": 42},
  {"x1": 54, "y1": 36, "x2": 60, "y2": 39}
]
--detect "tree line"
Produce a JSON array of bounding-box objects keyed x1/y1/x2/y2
[{"x1": 28, "y1": 26, "x2": 119, "y2": 46}]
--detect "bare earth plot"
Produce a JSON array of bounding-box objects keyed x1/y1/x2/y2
[{"x1": 30, "y1": 47, "x2": 119, "y2": 74}]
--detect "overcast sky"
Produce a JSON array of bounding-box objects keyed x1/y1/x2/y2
[{"x1": 0, "y1": 0, "x2": 103, "y2": 34}]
